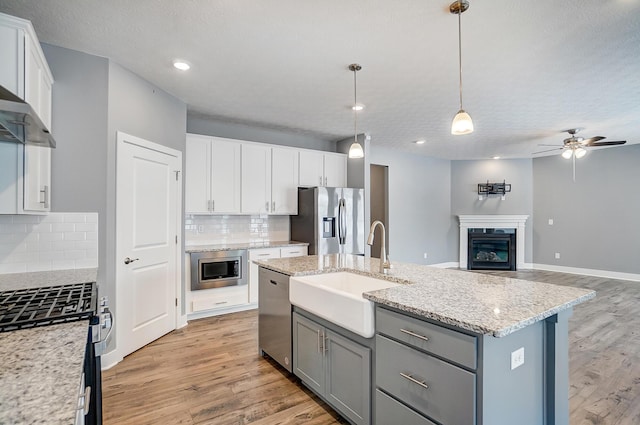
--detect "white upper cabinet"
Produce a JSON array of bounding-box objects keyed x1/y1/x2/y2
[
  {"x1": 241, "y1": 143, "x2": 272, "y2": 214},
  {"x1": 241, "y1": 144, "x2": 299, "y2": 215},
  {"x1": 271, "y1": 147, "x2": 299, "y2": 214},
  {"x1": 185, "y1": 134, "x2": 241, "y2": 214},
  {"x1": 299, "y1": 150, "x2": 347, "y2": 188},
  {"x1": 0, "y1": 13, "x2": 53, "y2": 214},
  {"x1": 324, "y1": 153, "x2": 347, "y2": 187}
]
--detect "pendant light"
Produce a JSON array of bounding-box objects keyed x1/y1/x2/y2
[
  {"x1": 348, "y1": 64, "x2": 364, "y2": 158},
  {"x1": 450, "y1": 0, "x2": 474, "y2": 135}
]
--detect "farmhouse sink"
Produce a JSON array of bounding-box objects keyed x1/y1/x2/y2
[{"x1": 289, "y1": 272, "x2": 399, "y2": 338}]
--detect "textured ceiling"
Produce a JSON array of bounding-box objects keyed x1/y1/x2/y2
[{"x1": 0, "y1": 0, "x2": 638, "y2": 159}]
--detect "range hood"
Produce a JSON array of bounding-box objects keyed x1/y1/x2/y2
[{"x1": 0, "y1": 85, "x2": 56, "y2": 148}]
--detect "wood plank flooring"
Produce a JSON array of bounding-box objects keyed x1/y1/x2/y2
[{"x1": 103, "y1": 270, "x2": 640, "y2": 425}]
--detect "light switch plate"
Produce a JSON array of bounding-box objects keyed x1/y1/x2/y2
[
  {"x1": 511, "y1": 347, "x2": 525, "y2": 370},
  {"x1": 548, "y1": 219, "x2": 554, "y2": 225}
]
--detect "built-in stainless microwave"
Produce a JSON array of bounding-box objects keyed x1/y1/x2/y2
[{"x1": 190, "y1": 249, "x2": 247, "y2": 290}]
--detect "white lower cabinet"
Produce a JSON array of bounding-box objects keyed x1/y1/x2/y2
[{"x1": 248, "y1": 246, "x2": 308, "y2": 304}]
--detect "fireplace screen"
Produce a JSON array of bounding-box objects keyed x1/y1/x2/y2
[{"x1": 467, "y1": 229, "x2": 516, "y2": 271}]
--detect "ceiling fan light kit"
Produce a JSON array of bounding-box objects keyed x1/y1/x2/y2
[
  {"x1": 450, "y1": 0, "x2": 474, "y2": 136},
  {"x1": 348, "y1": 63, "x2": 365, "y2": 159}
]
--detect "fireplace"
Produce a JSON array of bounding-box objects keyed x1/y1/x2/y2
[{"x1": 467, "y1": 228, "x2": 516, "y2": 271}]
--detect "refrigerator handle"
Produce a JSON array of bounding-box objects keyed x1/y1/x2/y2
[{"x1": 338, "y1": 198, "x2": 346, "y2": 245}]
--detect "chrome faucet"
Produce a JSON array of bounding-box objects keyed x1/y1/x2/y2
[{"x1": 367, "y1": 220, "x2": 391, "y2": 274}]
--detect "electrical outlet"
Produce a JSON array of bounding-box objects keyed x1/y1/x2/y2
[
  {"x1": 197, "y1": 225, "x2": 204, "y2": 233},
  {"x1": 423, "y1": 253, "x2": 428, "y2": 259},
  {"x1": 548, "y1": 219, "x2": 554, "y2": 225},
  {"x1": 555, "y1": 252, "x2": 560, "y2": 259},
  {"x1": 511, "y1": 347, "x2": 525, "y2": 370}
]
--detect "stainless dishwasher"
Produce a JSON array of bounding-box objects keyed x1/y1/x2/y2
[{"x1": 258, "y1": 267, "x2": 292, "y2": 372}]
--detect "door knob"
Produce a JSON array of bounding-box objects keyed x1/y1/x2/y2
[{"x1": 124, "y1": 257, "x2": 139, "y2": 264}]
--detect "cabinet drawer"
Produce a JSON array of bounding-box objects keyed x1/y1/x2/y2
[
  {"x1": 375, "y1": 390, "x2": 437, "y2": 425},
  {"x1": 376, "y1": 307, "x2": 477, "y2": 370},
  {"x1": 376, "y1": 335, "x2": 476, "y2": 425},
  {"x1": 191, "y1": 286, "x2": 248, "y2": 312},
  {"x1": 280, "y1": 246, "x2": 308, "y2": 258},
  {"x1": 249, "y1": 248, "x2": 281, "y2": 261}
]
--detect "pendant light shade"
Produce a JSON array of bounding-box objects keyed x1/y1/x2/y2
[
  {"x1": 451, "y1": 109, "x2": 474, "y2": 135},
  {"x1": 348, "y1": 64, "x2": 364, "y2": 159},
  {"x1": 450, "y1": 0, "x2": 473, "y2": 136}
]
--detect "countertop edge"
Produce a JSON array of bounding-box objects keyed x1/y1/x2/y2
[{"x1": 185, "y1": 241, "x2": 309, "y2": 253}]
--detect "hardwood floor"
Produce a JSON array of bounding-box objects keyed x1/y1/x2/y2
[{"x1": 103, "y1": 270, "x2": 640, "y2": 425}]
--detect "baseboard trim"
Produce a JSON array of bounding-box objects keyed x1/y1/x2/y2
[
  {"x1": 101, "y1": 350, "x2": 123, "y2": 371},
  {"x1": 430, "y1": 261, "x2": 460, "y2": 269},
  {"x1": 531, "y1": 263, "x2": 640, "y2": 282},
  {"x1": 187, "y1": 303, "x2": 258, "y2": 321}
]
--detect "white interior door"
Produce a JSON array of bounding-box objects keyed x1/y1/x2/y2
[{"x1": 116, "y1": 132, "x2": 181, "y2": 358}]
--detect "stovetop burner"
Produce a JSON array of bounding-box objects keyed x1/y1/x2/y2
[{"x1": 0, "y1": 282, "x2": 96, "y2": 332}]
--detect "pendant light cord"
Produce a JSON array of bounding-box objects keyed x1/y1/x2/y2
[
  {"x1": 458, "y1": 0, "x2": 464, "y2": 110},
  {"x1": 353, "y1": 68, "x2": 358, "y2": 143}
]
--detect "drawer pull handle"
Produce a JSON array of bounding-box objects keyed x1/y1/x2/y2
[
  {"x1": 400, "y1": 328, "x2": 430, "y2": 342},
  {"x1": 400, "y1": 372, "x2": 429, "y2": 390},
  {"x1": 258, "y1": 253, "x2": 271, "y2": 256},
  {"x1": 269, "y1": 280, "x2": 278, "y2": 285}
]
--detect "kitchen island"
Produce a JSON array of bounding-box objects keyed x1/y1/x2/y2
[
  {"x1": 0, "y1": 268, "x2": 98, "y2": 425},
  {"x1": 254, "y1": 254, "x2": 595, "y2": 425}
]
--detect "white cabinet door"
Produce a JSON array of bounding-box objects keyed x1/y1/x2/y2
[
  {"x1": 185, "y1": 135, "x2": 211, "y2": 214},
  {"x1": 299, "y1": 150, "x2": 325, "y2": 187},
  {"x1": 23, "y1": 145, "x2": 50, "y2": 212},
  {"x1": 211, "y1": 138, "x2": 241, "y2": 213},
  {"x1": 185, "y1": 135, "x2": 241, "y2": 214},
  {"x1": 324, "y1": 153, "x2": 347, "y2": 188},
  {"x1": 271, "y1": 147, "x2": 299, "y2": 214},
  {"x1": 241, "y1": 143, "x2": 271, "y2": 214}
]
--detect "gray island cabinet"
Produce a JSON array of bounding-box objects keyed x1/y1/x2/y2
[{"x1": 253, "y1": 254, "x2": 595, "y2": 425}]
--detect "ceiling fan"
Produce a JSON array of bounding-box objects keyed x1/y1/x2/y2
[{"x1": 533, "y1": 129, "x2": 626, "y2": 181}]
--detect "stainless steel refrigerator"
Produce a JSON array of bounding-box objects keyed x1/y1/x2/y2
[{"x1": 291, "y1": 187, "x2": 365, "y2": 255}]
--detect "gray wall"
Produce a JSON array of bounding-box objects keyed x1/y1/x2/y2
[
  {"x1": 187, "y1": 114, "x2": 334, "y2": 151},
  {"x1": 42, "y1": 43, "x2": 109, "y2": 283},
  {"x1": 369, "y1": 147, "x2": 454, "y2": 265},
  {"x1": 451, "y1": 159, "x2": 534, "y2": 263},
  {"x1": 105, "y1": 61, "x2": 187, "y2": 330},
  {"x1": 532, "y1": 144, "x2": 640, "y2": 274},
  {"x1": 42, "y1": 44, "x2": 187, "y2": 354}
]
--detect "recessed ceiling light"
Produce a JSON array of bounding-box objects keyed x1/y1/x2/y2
[
  {"x1": 493, "y1": 156, "x2": 501, "y2": 160},
  {"x1": 415, "y1": 140, "x2": 426, "y2": 145},
  {"x1": 352, "y1": 104, "x2": 365, "y2": 111},
  {"x1": 173, "y1": 60, "x2": 191, "y2": 71}
]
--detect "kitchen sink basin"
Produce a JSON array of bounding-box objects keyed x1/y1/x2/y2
[{"x1": 289, "y1": 272, "x2": 399, "y2": 338}]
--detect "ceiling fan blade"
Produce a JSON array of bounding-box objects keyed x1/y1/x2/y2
[
  {"x1": 587, "y1": 140, "x2": 627, "y2": 147},
  {"x1": 537, "y1": 144, "x2": 563, "y2": 147},
  {"x1": 581, "y1": 136, "x2": 605, "y2": 145},
  {"x1": 532, "y1": 147, "x2": 563, "y2": 155}
]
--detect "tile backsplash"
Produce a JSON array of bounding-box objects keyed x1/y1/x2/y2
[
  {"x1": 185, "y1": 214, "x2": 290, "y2": 245},
  {"x1": 0, "y1": 213, "x2": 98, "y2": 274}
]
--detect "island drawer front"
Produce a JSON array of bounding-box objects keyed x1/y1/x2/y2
[
  {"x1": 376, "y1": 307, "x2": 477, "y2": 370},
  {"x1": 376, "y1": 335, "x2": 476, "y2": 425},
  {"x1": 375, "y1": 389, "x2": 437, "y2": 425}
]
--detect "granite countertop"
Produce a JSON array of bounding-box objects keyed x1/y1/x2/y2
[
  {"x1": 0, "y1": 268, "x2": 98, "y2": 424},
  {"x1": 185, "y1": 240, "x2": 308, "y2": 253},
  {"x1": 254, "y1": 254, "x2": 596, "y2": 337}
]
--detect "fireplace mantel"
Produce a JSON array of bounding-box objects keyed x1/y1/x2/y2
[{"x1": 458, "y1": 215, "x2": 529, "y2": 269}]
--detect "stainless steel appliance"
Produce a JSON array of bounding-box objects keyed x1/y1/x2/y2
[
  {"x1": 0, "y1": 282, "x2": 112, "y2": 425},
  {"x1": 0, "y1": 84, "x2": 56, "y2": 147},
  {"x1": 190, "y1": 249, "x2": 247, "y2": 290},
  {"x1": 258, "y1": 267, "x2": 292, "y2": 372},
  {"x1": 291, "y1": 187, "x2": 365, "y2": 256}
]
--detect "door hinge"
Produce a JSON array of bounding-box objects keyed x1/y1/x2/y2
[{"x1": 175, "y1": 170, "x2": 180, "y2": 181}]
